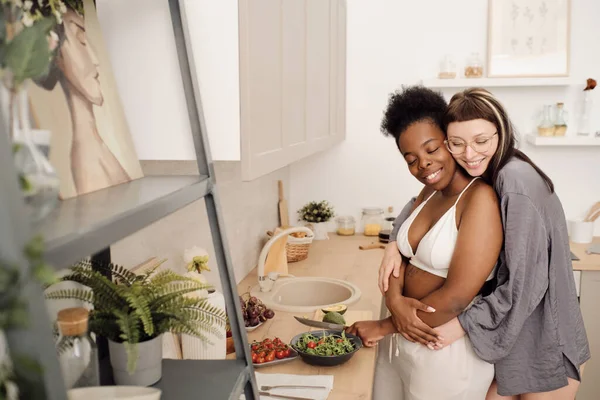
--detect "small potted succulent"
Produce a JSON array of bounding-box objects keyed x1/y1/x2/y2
[{"x1": 297, "y1": 200, "x2": 335, "y2": 240}]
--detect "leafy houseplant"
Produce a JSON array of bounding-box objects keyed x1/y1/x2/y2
[
  {"x1": 45, "y1": 259, "x2": 226, "y2": 384},
  {"x1": 0, "y1": 236, "x2": 56, "y2": 400},
  {"x1": 297, "y1": 200, "x2": 335, "y2": 224},
  {"x1": 1, "y1": 0, "x2": 62, "y2": 221},
  {"x1": 297, "y1": 201, "x2": 335, "y2": 240}
]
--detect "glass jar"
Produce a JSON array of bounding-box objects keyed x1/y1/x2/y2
[
  {"x1": 537, "y1": 105, "x2": 555, "y2": 136},
  {"x1": 6, "y1": 83, "x2": 60, "y2": 223},
  {"x1": 361, "y1": 207, "x2": 384, "y2": 236},
  {"x1": 56, "y1": 307, "x2": 99, "y2": 389},
  {"x1": 438, "y1": 55, "x2": 456, "y2": 79},
  {"x1": 554, "y1": 102, "x2": 568, "y2": 136},
  {"x1": 336, "y1": 216, "x2": 356, "y2": 236},
  {"x1": 464, "y1": 52, "x2": 483, "y2": 78}
]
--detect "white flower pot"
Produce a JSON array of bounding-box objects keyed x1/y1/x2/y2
[
  {"x1": 108, "y1": 335, "x2": 162, "y2": 386},
  {"x1": 308, "y1": 222, "x2": 329, "y2": 240},
  {"x1": 181, "y1": 292, "x2": 226, "y2": 360}
]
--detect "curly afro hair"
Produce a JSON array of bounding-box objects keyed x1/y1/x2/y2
[{"x1": 380, "y1": 86, "x2": 447, "y2": 150}]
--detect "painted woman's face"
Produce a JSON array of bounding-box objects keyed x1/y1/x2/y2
[{"x1": 57, "y1": 9, "x2": 103, "y2": 105}]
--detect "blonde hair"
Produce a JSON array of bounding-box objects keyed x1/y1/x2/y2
[{"x1": 443, "y1": 88, "x2": 554, "y2": 192}]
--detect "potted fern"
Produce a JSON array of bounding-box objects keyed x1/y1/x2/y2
[{"x1": 46, "y1": 259, "x2": 226, "y2": 386}]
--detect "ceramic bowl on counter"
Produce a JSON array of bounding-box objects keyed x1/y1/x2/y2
[
  {"x1": 67, "y1": 386, "x2": 161, "y2": 400},
  {"x1": 290, "y1": 329, "x2": 362, "y2": 367}
]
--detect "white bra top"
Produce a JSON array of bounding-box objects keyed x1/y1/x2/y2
[{"x1": 397, "y1": 177, "x2": 495, "y2": 281}]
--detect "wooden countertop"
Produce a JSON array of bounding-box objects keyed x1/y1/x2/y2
[
  {"x1": 233, "y1": 234, "x2": 385, "y2": 400},
  {"x1": 571, "y1": 237, "x2": 600, "y2": 271},
  {"x1": 231, "y1": 234, "x2": 600, "y2": 399}
]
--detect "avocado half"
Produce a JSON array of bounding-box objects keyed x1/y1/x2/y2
[{"x1": 321, "y1": 304, "x2": 347, "y2": 315}]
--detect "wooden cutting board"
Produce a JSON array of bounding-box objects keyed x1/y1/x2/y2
[
  {"x1": 278, "y1": 180, "x2": 290, "y2": 228},
  {"x1": 310, "y1": 310, "x2": 373, "y2": 330}
]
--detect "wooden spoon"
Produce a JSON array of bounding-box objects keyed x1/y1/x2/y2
[{"x1": 359, "y1": 243, "x2": 386, "y2": 250}]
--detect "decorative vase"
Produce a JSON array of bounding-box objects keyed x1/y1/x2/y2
[
  {"x1": 308, "y1": 222, "x2": 329, "y2": 240},
  {"x1": 5, "y1": 83, "x2": 59, "y2": 223},
  {"x1": 577, "y1": 91, "x2": 594, "y2": 136},
  {"x1": 108, "y1": 335, "x2": 163, "y2": 386},
  {"x1": 181, "y1": 291, "x2": 226, "y2": 360}
]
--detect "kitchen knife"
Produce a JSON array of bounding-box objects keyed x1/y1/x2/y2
[{"x1": 294, "y1": 316, "x2": 346, "y2": 330}]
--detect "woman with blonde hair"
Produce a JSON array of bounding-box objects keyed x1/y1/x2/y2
[{"x1": 376, "y1": 88, "x2": 590, "y2": 399}]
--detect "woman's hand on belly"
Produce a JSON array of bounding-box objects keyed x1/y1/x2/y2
[
  {"x1": 386, "y1": 294, "x2": 441, "y2": 348},
  {"x1": 432, "y1": 318, "x2": 465, "y2": 350}
]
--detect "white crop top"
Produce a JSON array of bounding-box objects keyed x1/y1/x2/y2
[{"x1": 397, "y1": 177, "x2": 495, "y2": 281}]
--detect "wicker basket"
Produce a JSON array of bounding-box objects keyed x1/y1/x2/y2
[{"x1": 266, "y1": 229, "x2": 314, "y2": 263}]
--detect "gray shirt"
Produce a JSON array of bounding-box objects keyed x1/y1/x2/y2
[{"x1": 390, "y1": 158, "x2": 590, "y2": 396}]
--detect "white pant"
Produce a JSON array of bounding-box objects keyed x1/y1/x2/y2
[{"x1": 373, "y1": 334, "x2": 494, "y2": 400}]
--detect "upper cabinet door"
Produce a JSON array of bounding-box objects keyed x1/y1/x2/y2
[{"x1": 239, "y1": 0, "x2": 346, "y2": 181}]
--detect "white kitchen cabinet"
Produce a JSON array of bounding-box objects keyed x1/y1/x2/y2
[{"x1": 239, "y1": 0, "x2": 347, "y2": 180}]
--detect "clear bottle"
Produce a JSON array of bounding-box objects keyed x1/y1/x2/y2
[
  {"x1": 361, "y1": 207, "x2": 384, "y2": 236},
  {"x1": 554, "y1": 102, "x2": 568, "y2": 136},
  {"x1": 537, "y1": 105, "x2": 555, "y2": 136},
  {"x1": 8, "y1": 83, "x2": 60, "y2": 223},
  {"x1": 56, "y1": 307, "x2": 99, "y2": 389},
  {"x1": 577, "y1": 90, "x2": 593, "y2": 136}
]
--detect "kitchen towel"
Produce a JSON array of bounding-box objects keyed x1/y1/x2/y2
[{"x1": 240, "y1": 372, "x2": 334, "y2": 400}]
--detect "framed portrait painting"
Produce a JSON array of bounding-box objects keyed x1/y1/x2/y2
[
  {"x1": 28, "y1": 0, "x2": 144, "y2": 199},
  {"x1": 487, "y1": 0, "x2": 570, "y2": 77}
]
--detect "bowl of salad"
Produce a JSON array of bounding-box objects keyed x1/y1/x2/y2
[{"x1": 290, "y1": 330, "x2": 362, "y2": 366}]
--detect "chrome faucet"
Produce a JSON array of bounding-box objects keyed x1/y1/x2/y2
[{"x1": 257, "y1": 226, "x2": 313, "y2": 292}]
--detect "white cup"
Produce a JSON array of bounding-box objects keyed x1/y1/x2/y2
[{"x1": 570, "y1": 220, "x2": 594, "y2": 244}]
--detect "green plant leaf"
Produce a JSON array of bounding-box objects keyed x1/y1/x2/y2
[
  {"x1": 117, "y1": 284, "x2": 153, "y2": 337},
  {"x1": 4, "y1": 17, "x2": 55, "y2": 85},
  {"x1": 44, "y1": 288, "x2": 93, "y2": 304},
  {"x1": 114, "y1": 309, "x2": 140, "y2": 374}
]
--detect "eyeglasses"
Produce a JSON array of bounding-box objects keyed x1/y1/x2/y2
[{"x1": 444, "y1": 132, "x2": 498, "y2": 155}]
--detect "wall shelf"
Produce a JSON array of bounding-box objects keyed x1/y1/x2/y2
[
  {"x1": 525, "y1": 134, "x2": 600, "y2": 147},
  {"x1": 38, "y1": 175, "x2": 210, "y2": 268},
  {"x1": 421, "y1": 77, "x2": 578, "y2": 89}
]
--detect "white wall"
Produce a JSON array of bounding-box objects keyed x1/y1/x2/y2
[
  {"x1": 289, "y1": 0, "x2": 600, "y2": 235},
  {"x1": 96, "y1": 0, "x2": 240, "y2": 161}
]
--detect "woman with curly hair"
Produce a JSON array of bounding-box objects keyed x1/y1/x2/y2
[
  {"x1": 374, "y1": 87, "x2": 590, "y2": 399},
  {"x1": 346, "y1": 85, "x2": 503, "y2": 399}
]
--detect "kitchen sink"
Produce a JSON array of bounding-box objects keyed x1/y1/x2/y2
[{"x1": 249, "y1": 277, "x2": 361, "y2": 313}]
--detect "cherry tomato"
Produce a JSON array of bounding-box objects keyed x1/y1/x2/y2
[
  {"x1": 252, "y1": 353, "x2": 258, "y2": 363},
  {"x1": 307, "y1": 341, "x2": 316, "y2": 349},
  {"x1": 257, "y1": 351, "x2": 266, "y2": 358},
  {"x1": 275, "y1": 350, "x2": 285, "y2": 359},
  {"x1": 284, "y1": 348, "x2": 291, "y2": 357},
  {"x1": 336, "y1": 339, "x2": 343, "y2": 343},
  {"x1": 251, "y1": 344, "x2": 259, "y2": 351},
  {"x1": 256, "y1": 357, "x2": 265, "y2": 364},
  {"x1": 266, "y1": 351, "x2": 275, "y2": 362}
]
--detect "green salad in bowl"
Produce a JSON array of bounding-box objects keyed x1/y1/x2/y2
[{"x1": 290, "y1": 330, "x2": 362, "y2": 366}]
